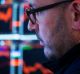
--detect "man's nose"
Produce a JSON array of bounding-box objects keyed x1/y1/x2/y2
[{"x1": 28, "y1": 21, "x2": 37, "y2": 31}]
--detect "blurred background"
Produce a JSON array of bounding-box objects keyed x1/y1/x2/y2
[{"x1": 0, "y1": 0, "x2": 48, "y2": 74}]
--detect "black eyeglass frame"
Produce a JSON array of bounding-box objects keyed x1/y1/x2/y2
[{"x1": 26, "y1": 0, "x2": 73, "y2": 24}]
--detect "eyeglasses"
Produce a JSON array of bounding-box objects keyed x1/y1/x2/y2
[{"x1": 26, "y1": 0, "x2": 73, "y2": 24}]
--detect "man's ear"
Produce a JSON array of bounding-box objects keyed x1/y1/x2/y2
[{"x1": 71, "y1": 1, "x2": 80, "y2": 30}]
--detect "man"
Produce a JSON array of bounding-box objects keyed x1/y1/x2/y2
[{"x1": 25, "y1": 0, "x2": 80, "y2": 73}]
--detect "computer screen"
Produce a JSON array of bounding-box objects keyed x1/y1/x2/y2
[{"x1": 0, "y1": 1, "x2": 48, "y2": 74}]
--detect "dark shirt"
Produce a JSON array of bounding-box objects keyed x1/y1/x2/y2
[{"x1": 43, "y1": 44, "x2": 80, "y2": 74}]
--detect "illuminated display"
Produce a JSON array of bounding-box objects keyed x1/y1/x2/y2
[
  {"x1": 0, "y1": 6, "x2": 12, "y2": 22},
  {"x1": 0, "y1": 2, "x2": 33, "y2": 35},
  {"x1": 0, "y1": 1, "x2": 46, "y2": 74},
  {"x1": 10, "y1": 59, "x2": 23, "y2": 67},
  {"x1": 11, "y1": 51, "x2": 21, "y2": 58},
  {"x1": 22, "y1": 45, "x2": 32, "y2": 50},
  {"x1": 0, "y1": 34, "x2": 37, "y2": 40}
]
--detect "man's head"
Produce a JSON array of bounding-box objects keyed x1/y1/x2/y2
[{"x1": 26, "y1": 0, "x2": 80, "y2": 59}]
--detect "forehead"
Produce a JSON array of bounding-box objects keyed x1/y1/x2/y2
[{"x1": 27, "y1": 0, "x2": 58, "y2": 7}]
